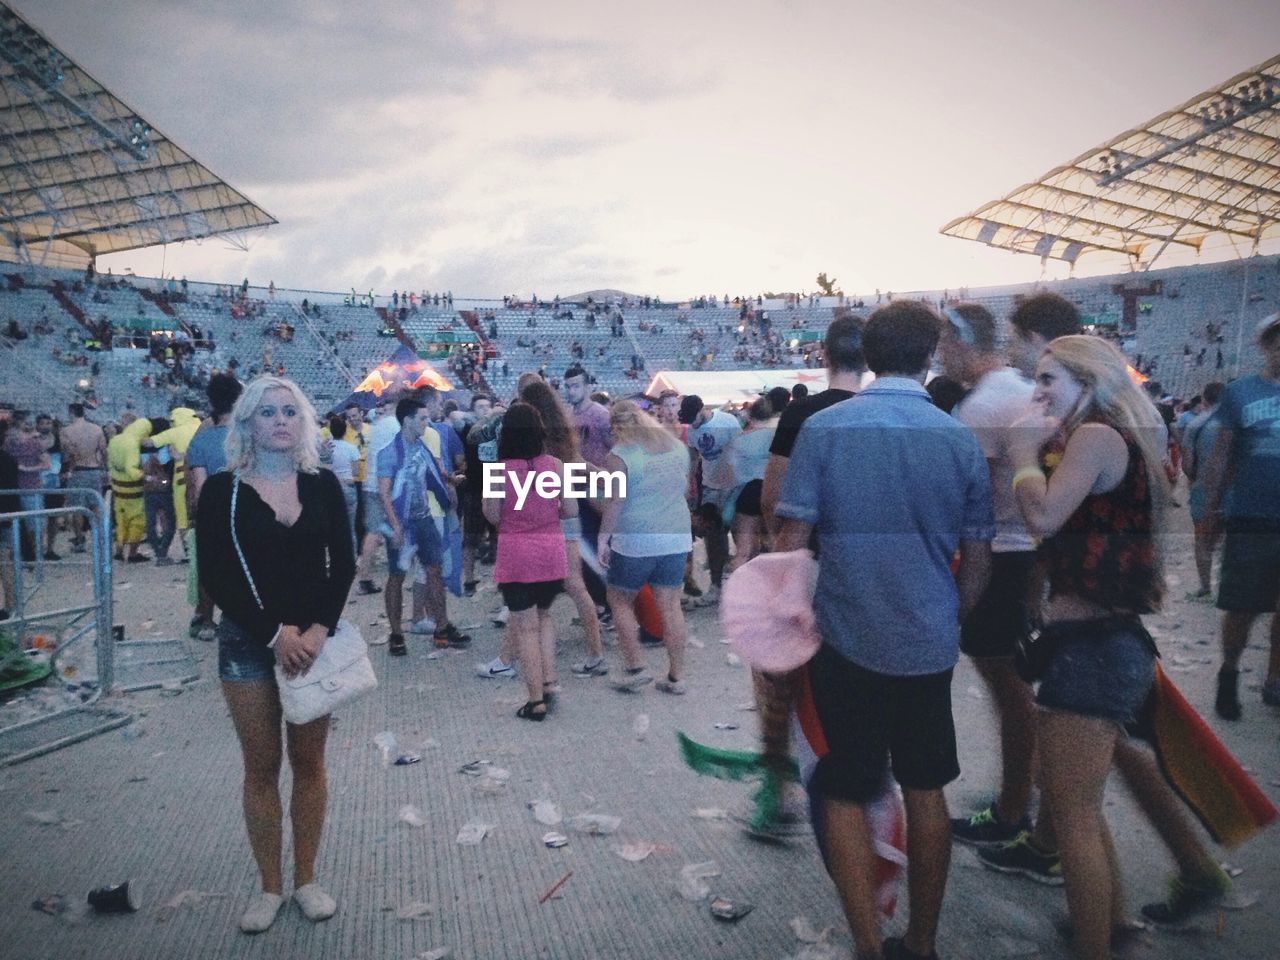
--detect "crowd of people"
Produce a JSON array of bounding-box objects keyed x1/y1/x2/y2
[{"x1": 2, "y1": 296, "x2": 1277, "y2": 960}]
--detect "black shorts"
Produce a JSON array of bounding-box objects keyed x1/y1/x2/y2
[
  {"x1": 1217, "y1": 519, "x2": 1280, "y2": 614},
  {"x1": 960, "y1": 551, "x2": 1036, "y2": 659},
  {"x1": 499, "y1": 579, "x2": 564, "y2": 612},
  {"x1": 805, "y1": 644, "x2": 958, "y2": 802},
  {"x1": 735, "y1": 479, "x2": 763, "y2": 517}
]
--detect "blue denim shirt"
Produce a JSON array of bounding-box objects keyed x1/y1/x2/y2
[{"x1": 776, "y1": 377, "x2": 994, "y2": 676}]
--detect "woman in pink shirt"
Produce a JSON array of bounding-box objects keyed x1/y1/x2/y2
[{"x1": 482, "y1": 402, "x2": 572, "y2": 721}]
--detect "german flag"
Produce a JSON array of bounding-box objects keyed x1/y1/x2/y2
[{"x1": 1136, "y1": 663, "x2": 1278, "y2": 849}]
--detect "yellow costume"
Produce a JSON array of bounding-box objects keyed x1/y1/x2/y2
[
  {"x1": 108, "y1": 418, "x2": 152, "y2": 546},
  {"x1": 349, "y1": 422, "x2": 369, "y2": 485},
  {"x1": 148, "y1": 407, "x2": 200, "y2": 529}
]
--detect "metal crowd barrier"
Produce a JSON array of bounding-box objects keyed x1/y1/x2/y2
[{"x1": 0, "y1": 488, "x2": 129, "y2": 765}]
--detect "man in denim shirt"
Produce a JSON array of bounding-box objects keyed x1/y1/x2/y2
[{"x1": 776, "y1": 301, "x2": 993, "y2": 960}]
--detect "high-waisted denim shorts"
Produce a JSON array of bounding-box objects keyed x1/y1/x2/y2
[
  {"x1": 1035, "y1": 617, "x2": 1155, "y2": 726},
  {"x1": 217, "y1": 617, "x2": 277, "y2": 683}
]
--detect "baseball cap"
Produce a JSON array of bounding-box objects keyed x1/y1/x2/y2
[
  {"x1": 1256, "y1": 312, "x2": 1280, "y2": 342},
  {"x1": 678, "y1": 394, "x2": 704, "y2": 424}
]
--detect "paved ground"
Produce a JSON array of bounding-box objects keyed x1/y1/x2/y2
[{"x1": 1, "y1": 518, "x2": 1278, "y2": 960}]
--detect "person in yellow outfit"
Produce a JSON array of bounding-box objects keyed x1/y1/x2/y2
[
  {"x1": 148, "y1": 406, "x2": 200, "y2": 538},
  {"x1": 108, "y1": 416, "x2": 153, "y2": 562}
]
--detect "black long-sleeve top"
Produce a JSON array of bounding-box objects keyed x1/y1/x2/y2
[{"x1": 196, "y1": 469, "x2": 355, "y2": 646}]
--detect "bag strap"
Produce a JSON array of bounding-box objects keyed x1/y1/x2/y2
[{"x1": 230, "y1": 473, "x2": 264, "y2": 611}]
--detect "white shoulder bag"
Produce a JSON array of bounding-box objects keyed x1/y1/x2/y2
[{"x1": 231, "y1": 474, "x2": 377, "y2": 724}]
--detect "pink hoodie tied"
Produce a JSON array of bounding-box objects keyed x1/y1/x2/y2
[{"x1": 720, "y1": 549, "x2": 820, "y2": 672}]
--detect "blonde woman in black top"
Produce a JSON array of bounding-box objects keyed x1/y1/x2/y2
[{"x1": 196, "y1": 377, "x2": 355, "y2": 933}]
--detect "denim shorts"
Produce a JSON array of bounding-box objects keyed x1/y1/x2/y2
[
  {"x1": 65, "y1": 468, "x2": 106, "y2": 493},
  {"x1": 217, "y1": 617, "x2": 277, "y2": 683},
  {"x1": 385, "y1": 513, "x2": 442, "y2": 576},
  {"x1": 361, "y1": 488, "x2": 387, "y2": 537},
  {"x1": 607, "y1": 550, "x2": 686, "y2": 591},
  {"x1": 1035, "y1": 619, "x2": 1155, "y2": 726}
]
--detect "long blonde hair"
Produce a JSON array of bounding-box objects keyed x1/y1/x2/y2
[
  {"x1": 224, "y1": 376, "x2": 321, "y2": 475},
  {"x1": 1042, "y1": 335, "x2": 1170, "y2": 522},
  {"x1": 609, "y1": 399, "x2": 678, "y2": 453}
]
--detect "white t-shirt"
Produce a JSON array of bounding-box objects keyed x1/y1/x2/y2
[
  {"x1": 688, "y1": 409, "x2": 742, "y2": 491},
  {"x1": 330, "y1": 438, "x2": 359, "y2": 485},
  {"x1": 362, "y1": 413, "x2": 400, "y2": 493},
  {"x1": 729, "y1": 424, "x2": 775, "y2": 485},
  {"x1": 954, "y1": 367, "x2": 1036, "y2": 553}
]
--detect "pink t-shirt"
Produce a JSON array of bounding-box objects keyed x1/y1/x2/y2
[{"x1": 493, "y1": 454, "x2": 567, "y2": 584}]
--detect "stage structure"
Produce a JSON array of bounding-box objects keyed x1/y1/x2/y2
[
  {"x1": 942, "y1": 55, "x2": 1280, "y2": 271},
  {"x1": 0, "y1": 2, "x2": 275, "y2": 268},
  {"x1": 645, "y1": 368, "x2": 849, "y2": 407}
]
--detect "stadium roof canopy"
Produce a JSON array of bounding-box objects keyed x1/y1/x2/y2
[
  {"x1": 941, "y1": 55, "x2": 1280, "y2": 269},
  {"x1": 0, "y1": 2, "x2": 275, "y2": 268}
]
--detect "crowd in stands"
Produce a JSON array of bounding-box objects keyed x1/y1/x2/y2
[{"x1": 4, "y1": 254, "x2": 1278, "y2": 424}]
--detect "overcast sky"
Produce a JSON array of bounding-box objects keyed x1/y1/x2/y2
[{"x1": 14, "y1": 0, "x2": 1280, "y2": 299}]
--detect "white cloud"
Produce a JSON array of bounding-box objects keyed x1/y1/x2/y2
[{"x1": 15, "y1": 0, "x2": 1279, "y2": 298}]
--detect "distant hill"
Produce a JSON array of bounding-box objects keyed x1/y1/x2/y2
[{"x1": 562, "y1": 289, "x2": 639, "y2": 303}]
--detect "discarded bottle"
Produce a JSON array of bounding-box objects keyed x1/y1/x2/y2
[
  {"x1": 455, "y1": 820, "x2": 494, "y2": 845},
  {"x1": 373, "y1": 731, "x2": 397, "y2": 766},
  {"x1": 633, "y1": 714, "x2": 650, "y2": 741},
  {"x1": 677, "y1": 861, "x2": 720, "y2": 901},
  {"x1": 398, "y1": 805, "x2": 427, "y2": 828},
  {"x1": 566, "y1": 813, "x2": 621, "y2": 835},
  {"x1": 530, "y1": 799, "x2": 562, "y2": 826}
]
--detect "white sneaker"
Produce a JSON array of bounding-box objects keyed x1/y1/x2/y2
[
  {"x1": 694, "y1": 586, "x2": 720, "y2": 608},
  {"x1": 655, "y1": 677, "x2": 687, "y2": 695},
  {"x1": 610, "y1": 668, "x2": 653, "y2": 692},
  {"x1": 571, "y1": 655, "x2": 608, "y2": 678},
  {"x1": 490, "y1": 606, "x2": 509, "y2": 626},
  {"x1": 293, "y1": 883, "x2": 337, "y2": 922},
  {"x1": 367, "y1": 633, "x2": 389, "y2": 646},
  {"x1": 476, "y1": 657, "x2": 517, "y2": 679},
  {"x1": 239, "y1": 892, "x2": 284, "y2": 933},
  {"x1": 407, "y1": 617, "x2": 436, "y2": 635}
]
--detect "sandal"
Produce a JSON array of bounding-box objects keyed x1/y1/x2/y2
[
  {"x1": 543, "y1": 684, "x2": 561, "y2": 713},
  {"x1": 516, "y1": 700, "x2": 547, "y2": 721}
]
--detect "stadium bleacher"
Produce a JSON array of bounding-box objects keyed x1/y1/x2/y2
[{"x1": 2, "y1": 253, "x2": 1278, "y2": 421}]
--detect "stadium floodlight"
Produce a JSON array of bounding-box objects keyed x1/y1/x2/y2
[
  {"x1": 0, "y1": 15, "x2": 150, "y2": 162},
  {"x1": 0, "y1": 0, "x2": 275, "y2": 268},
  {"x1": 941, "y1": 54, "x2": 1280, "y2": 270},
  {"x1": 1096, "y1": 79, "x2": 1280, "y2": 187}
]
